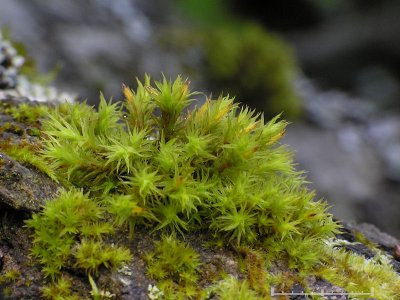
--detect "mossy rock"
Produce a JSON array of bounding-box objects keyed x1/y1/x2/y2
[
  {"x1": 0, "y1": 78, "x2": 399, "y2": 299},
  {"x1": 0, "y1": 97, "x2": 59, "y2": 211}
]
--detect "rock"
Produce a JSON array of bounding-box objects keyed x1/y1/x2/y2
[
  {"x1": 0, "y1": 153, "x2": 59, "y2": 211},
  {"x1": 366, "y1": 116, "x2": 400, "y2": 182},
  {"x1": 0, "y1": 32, "x2": 25, "y2": 89},
  {"x1": 286, "y1": 77, "x2": 400, "y2": 238},
  {"x1": 340, "y1": 221, "x2": 400, "y2": 273},
  {"x1": 0, "y1": 33, "x2": 76, "y2": 103},
  {"x1": 283, "y1": 122, "x2": 382, "y2": 222},
  {"x1": 287, "y1": 0, "x2": 400, "y2": 110},
  {"x1": 344, "y1": 221, "x2": 400, "y2": 250},
  {"x1": 295, "y1": 77, "x2": 376, "y2": 129},
  {"x1": 0, "y1": 0, "x2": 180, "y2": 103},
  {"x1": 0, "y1": 97, "x2": 61, "y2": 212}
]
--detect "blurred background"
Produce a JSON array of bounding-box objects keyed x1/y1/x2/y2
[{"x1": 1, "y1": 0, "x2": 399, "y2": 237}]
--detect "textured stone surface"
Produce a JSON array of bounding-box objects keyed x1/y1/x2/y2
[{"x1": 0, "y1": 153, "x2": 59, "y2": 211}]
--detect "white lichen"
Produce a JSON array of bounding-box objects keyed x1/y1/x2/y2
[{"x1": 148, "y1": 284, "x2": 164, "y2": 300}]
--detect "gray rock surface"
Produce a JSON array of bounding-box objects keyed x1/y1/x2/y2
[
  {"x1": 0, "y1": 153, "x2": 59, "y2": 211},
  {"x1": 284, "y1": 77, "x2": 400, "y2": 238},
  {"x1": 0, "y1": 0, "x2": 184, "y2": 103}
]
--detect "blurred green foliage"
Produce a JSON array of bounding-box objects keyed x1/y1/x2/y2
[
  {"x1": 204, "y1": 23, "x2": 301, "y2": 118},
  {"x1": 173, "y1": 1, "x2": 302, "y2": 119},
  {"x1": 175, "y1": 0, "x2": 232, "y2": 26},
  {"x1": 307, "y1": 0, "x2": 353, "y2": 15}
]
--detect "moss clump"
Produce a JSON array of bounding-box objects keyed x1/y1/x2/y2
[
  {"x1": 0, "y1": 99, "x2": 55, "y2": 177},
  {"x1": 238, "y1": 247, "x2": 271, "y2": 296},
  {"x1": 0, "y1": 269, "x2": 21, "y2": 284},
  {"x1": 23, "y1": 75, "x2": 339, "y2": 298},
  {"x1": 41, "y1": 277, "x2": 81, "y2": 300},
  {"x1": 204, "y1": 23, "x2": 301, "y2": 119},
  {"x1": 9, "y1": 102, "x2": 50, "y2": 123},
  {"x1": 26, "y1": 189, "x2": 131, "y2": 279},
  {"x1": 208, "y1": 276, "x2": 259, "y2": 300},
  {"x1": 145, "y1": 235, "x2": 202, "y2": 298},
  {"x1": 37, "y1": 75, "x2": 336, "y2": 248},
  {"x1": 2, "y1": 75, "x2": 398, "y2": 298}
]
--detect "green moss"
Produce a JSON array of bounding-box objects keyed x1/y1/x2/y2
[
  {"x1": 37, "y1": 76, "x2": 336, "y2": 246},
  {"x1": 0, "y1": 269, "x2": 21, "y2": 284},
  {"x1": 42, "y1": 276, "x2": 81, "y2": 300},
  {"x1": 174, "y1": 0, "x2": 233, "y2": 27},
  {"x1": 238, "y1": 247, "x2": 271, "y2": 297},
  {"x1": 9, "y1": 102, "x2": 49, "y2": 123},
  {"x1": 0, "y1": 100, "x2": 57, "y2": 178},
  {"x1": 7, "y1": 75, "x2": 396, "y2": 298},
  {"x1": 0, "y1": 270, "x2": 22, "y2": 299},
  {"x1": 1, "y1": 122, "x2": 24, "y2": 135},
  {"x1": 204, "y1": 23, "x2": 301, "y2": 119},
  {"x1": 208, "y1": 276, "x2": 260, "y2": 300},
  {"x1": 169, "y1": 0, "x2": 302, "y2": 119},
  {"x1": 21, "y1": 75, "x2": 337, "y2": 298},
  {"x1": 1, "y1": 144, "x2": 58, "y2": 181},
  {"x1": 0, "y1": 100, "x2": 49, "y2": 125},
  {"x1": 353, "y1": 230, "x2": 381, "y2": 251},
  {"x1": 145, "y1": 235, "x2": 202, "y2": 298},
  {"x1": 26, "y1": 189, "x2": 131, "y2": 279},
  {"x1": 2, "y1": 287, "x2": 12, "y2": 298},
  {"x1": 168, "y1": 24, "x2": 301, "y2": 119},
  {"x1": 145, "y1": 235, "x2": 201, "y2": 283},
  {"x1": 315, "y1": 244, "x2": 400, "y2": 299}
]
